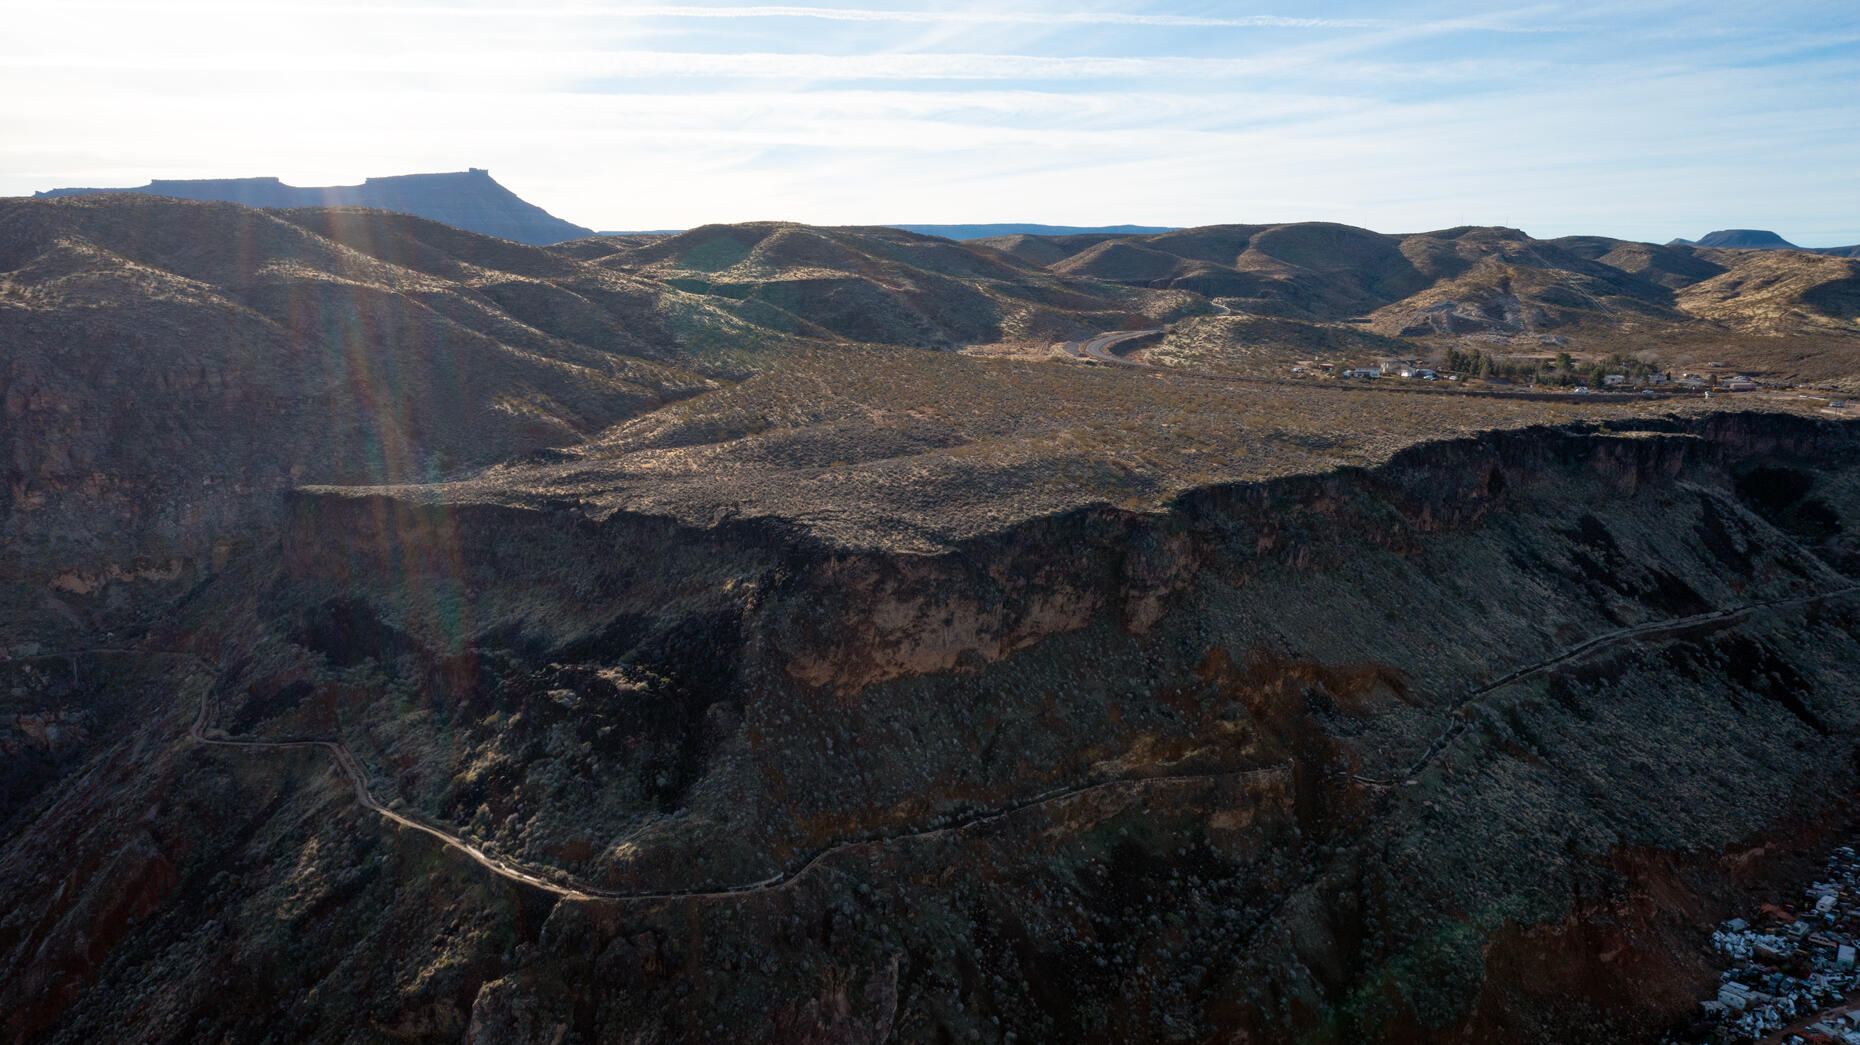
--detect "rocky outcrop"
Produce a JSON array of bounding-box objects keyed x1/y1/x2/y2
[{"x1": 11, "y1": 412, "x2": 1860, "y2": 1042}]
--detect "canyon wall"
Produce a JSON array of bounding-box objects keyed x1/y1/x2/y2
[{"x1": 7, "y1": 413, "x2": 1860, "y2": 1042}]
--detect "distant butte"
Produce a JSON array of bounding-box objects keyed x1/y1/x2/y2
[
  {"x1": 1670, "y1": 228, "x2": 1860, "y2": 257},
  {"x1": 31, "y1": 168, "x2": 593, "y2": 245}
]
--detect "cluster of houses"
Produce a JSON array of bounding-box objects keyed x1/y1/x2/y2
[
  {"x1": 1670, "y1": 845, "x2": 1860, "y2": 1043},
  {"x1": 1335, "y1": 363, "x2": 1443, "y2": 381},
  {"x1": 1674, "y1": 372, "x2": 1764, "y2": 391},
  {"x1": 1322, "y1": 358, "x2": 1766, "y2": 394}
]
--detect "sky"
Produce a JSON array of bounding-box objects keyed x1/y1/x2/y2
[{"x1": 3, "y1": 1, "x2": 1857, "y2": 243}]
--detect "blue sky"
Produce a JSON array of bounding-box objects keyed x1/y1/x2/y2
[{"x1": 3, "y1": 1, "x2": 1856, "y2": 243}]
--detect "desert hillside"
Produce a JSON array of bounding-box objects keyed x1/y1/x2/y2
[{"x1": 8, "y1": 195, "x2": 1860, "y2": 1043}]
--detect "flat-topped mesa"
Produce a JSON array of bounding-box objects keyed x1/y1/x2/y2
[
  {"x1": 1667, "y1": 228, "x2": 1860, "y2": 255},
  {"x1": 1692, "y1": 229, "x2": 1801, "y2": 250},
  {"x1": 32, "y1": 168, "x2": 592, "y2": 244}
]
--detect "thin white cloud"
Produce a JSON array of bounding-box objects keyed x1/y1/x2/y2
[
  {"x1": 5, "y1": 0, "x2": 1854, "y2": 242},
  {"x1": 604, "y1": 7, "x2": 1390, "y2": 29},
  {"x1": 0, "y1": 47, "x2": 1565, "y2": 87},
  {"x1": 15, "y1": 3, "x2": 1388, "y2": 29},
  {"x1": 610, "y1": 6, "x2": 1588, "y2": 34},
  {"x1": 0, "y1": 49, "x2": 1288, "y2": 79},
  {"x1": 20, "y1": 1, "x2": 1590, "y2": 33}
]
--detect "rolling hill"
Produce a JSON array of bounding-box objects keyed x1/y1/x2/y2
[
  {"x1": 13, "y1": 192, "x2": 1860, "y2": 1044},
  {"x1": 885, "y1": 222, "x2": 1176, "y2": 240},
  {"x1": 977, "y1": 221, "x2": 1860, "y2": 364},
  {"x1": 566, "y1": 221, "x2": 1197, "y2": 347}
]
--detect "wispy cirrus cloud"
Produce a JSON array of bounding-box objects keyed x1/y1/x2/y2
[
  {"x1": 602, "y1": 5, "x2": 1591, "y2": 34},
  {"x1": 1, "y1": 47, "x2": 1564, "y2": 88},
  {"x1": 17, "y1": 1, "x2": 1584, "y2": 33},
  {"x1": 592, "y1": 6, "x2": 1392, "y2": 29},
  {"x1": 2, "y1": 0, "x2": 1854, "y2": 242},
  {"x1": 3, "y1": 3, "x2": 1374, "y2": 29},
  {"x1": 2, "y1": 49, "x2": 1288, "y2": 80}
]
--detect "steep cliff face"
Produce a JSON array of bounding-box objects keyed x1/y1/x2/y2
[{"x1": 8, "y1": 412, "x2": 1860, "y2": 1042}]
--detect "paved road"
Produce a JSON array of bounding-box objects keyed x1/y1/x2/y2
[{"x1": 1059, "y1": 328, "x2": 1164, "y2": 366}]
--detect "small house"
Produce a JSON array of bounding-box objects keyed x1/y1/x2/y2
[
  {"x1": 1340, "y1": 367, "x2": 1382, "y2": 379},
  {"x1": 1603, "y1": 374, "x2": 1628, "y2": 386}
]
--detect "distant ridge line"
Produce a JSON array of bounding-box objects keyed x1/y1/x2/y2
[
  {"x1": 886, "y1": 223, "x2": 1179, "y2": 241},
  {"x1": 31, "y1": 168, "x2": 593, "y2": 245},
  {"x1": 593, "y1": 223, "x2": 1181, "y2": 241}
]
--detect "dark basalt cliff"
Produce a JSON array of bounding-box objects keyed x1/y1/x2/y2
[
  {"x1": 32, "y1": 170, "x2": 594, "y2": 245},
  {"x1": 9, "y1": 411, "x2": 1860, "y2": 1042}
]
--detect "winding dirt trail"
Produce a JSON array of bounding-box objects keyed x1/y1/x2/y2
[
  {"x1": 178, "y1": 648, "x2": 1289, "y2": 903},
  {"x1": 1214, "y1": 582, "x2": 1860, "y2": 969},
  {"x1": 10, "y1": 646, "x2": 1283, "y2": 902},
  {"x1": 193, "y1": 691, "x2": 1294, "y2": 903},
  {"x1": 1366, "y1": 582, "x2": 1860, "y2": 786},
  {"x1": 10, "y1": 583, "x2": 1852, "y2": 904}
]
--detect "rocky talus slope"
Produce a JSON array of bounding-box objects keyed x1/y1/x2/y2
[{"x1": 9, "y1": 411, "x2": 1860, "y2": 1043}]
